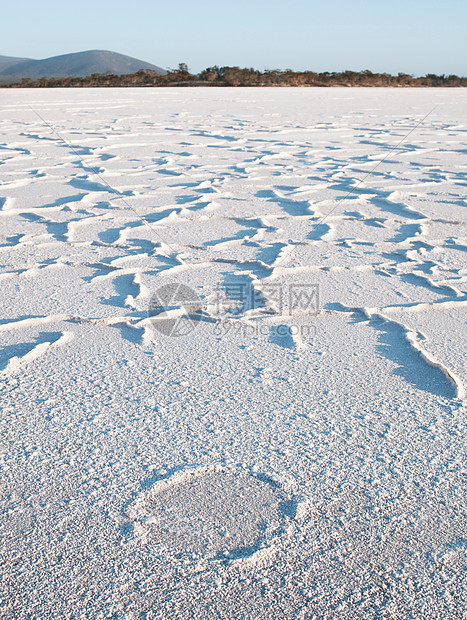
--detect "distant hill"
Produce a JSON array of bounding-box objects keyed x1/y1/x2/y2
[
  {"x1": 0, "y1": 50, "x2": 166, "y2": 82},
  {"x1": 0, "y1": 54, "x2": 34, "y2": 74}
]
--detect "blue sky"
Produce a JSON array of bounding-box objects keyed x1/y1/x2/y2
[{"x1": 3, "y1": 0, "x2": 466, "y2": 75}]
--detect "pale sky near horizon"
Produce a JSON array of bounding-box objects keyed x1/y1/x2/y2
[{"x1": 3, "y1": 0, "x2": 466, "y2": 76}]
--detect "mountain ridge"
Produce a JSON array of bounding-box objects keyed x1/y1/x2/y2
[
  {"x1": 0, "y1": 54, "x2": 34, "y2": 74},
  {"x1": 0, "y1": 50, "x2": 166, "y2": 82}
]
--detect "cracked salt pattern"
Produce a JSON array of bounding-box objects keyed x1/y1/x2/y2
[{"x1": 0, "y1": 88, "x2": 465, "y2": 618}]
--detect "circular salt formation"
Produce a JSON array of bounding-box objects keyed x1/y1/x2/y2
[{"x1": 130, "y1": 467, "x2": 288, "y2": 559}]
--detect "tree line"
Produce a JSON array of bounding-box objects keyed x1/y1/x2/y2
[{"x1": 4, "y1": 64, "x2": 466, "y2": 88}]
